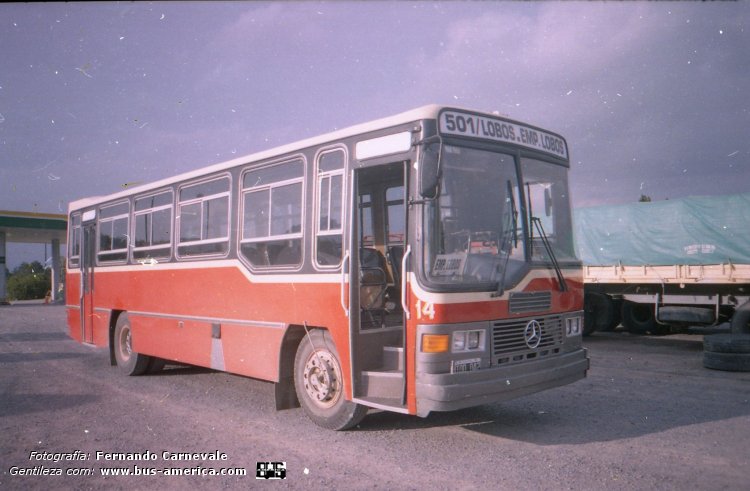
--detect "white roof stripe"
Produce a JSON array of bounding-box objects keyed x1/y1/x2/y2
[
  {"x1": 68, "y1": 104, "x2": 565, "y2": 212},
  {"x1": 69, "y1": 104, "x2": 444, "y2": 212}
]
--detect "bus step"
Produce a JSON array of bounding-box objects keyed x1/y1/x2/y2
[
  {"x1": 382, "y1": 346, "x2": 404, "y2": 371},
  {"x1": 355, "y1": 395, "x2": 408, "y2": 414},
  {"x1": 360, "y1": 370, "x2": 403, "y2": 400}
]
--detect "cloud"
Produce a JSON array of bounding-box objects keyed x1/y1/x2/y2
[
  {"x1": 1, "y1": 2, "x2": 747, "y2": 214},
  {"x1": 403, "y1": 3, "x2": 749, "y2": 206}
]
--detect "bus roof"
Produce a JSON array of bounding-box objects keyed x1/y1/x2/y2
[{"x1": 68, "y1": 104, "x2": 564, "y2": 212}]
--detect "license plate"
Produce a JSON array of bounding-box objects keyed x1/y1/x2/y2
[{"x1": 452, "y1": 358, "x2": 481, "y2": 373}]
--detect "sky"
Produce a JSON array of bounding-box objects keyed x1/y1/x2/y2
[{"x1": 1, "y1": 1, "x2": 749, "y2": 267}]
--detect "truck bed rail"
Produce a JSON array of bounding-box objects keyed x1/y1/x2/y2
[{"x1": 584, "y1": 263, "x2": 750, "y2": 285}]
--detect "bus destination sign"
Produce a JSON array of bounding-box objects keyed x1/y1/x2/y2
[{"x1": 438, "y1": 110, "x2": 568, "y2": 160}]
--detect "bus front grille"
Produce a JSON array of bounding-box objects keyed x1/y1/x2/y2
[
  {"x1": 491, "y1": 315, "x2": 563, "y2": 366},
  {"x1": 508, "y1": 291, "x2": 552, "y2": 314}
]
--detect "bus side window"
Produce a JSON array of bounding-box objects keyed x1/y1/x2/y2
[
  {"x1": 98, "y1": 201, "x2": 129, "y2": 263},
  {"x1": 315, "y1": 149, "x2": 345, "y2": 267},
  {"x1": 177, "y1": 176, "x2": 231, "y2": 257},
  {"x1": 240, "y1": 159, "x2": 304, "y2": 268},
  {"x1": 133, "y1": 190, "x2": 173, "y2": 261},
  {"x1": 68, "y1": 213, "x2": 82, "y2": 267}
]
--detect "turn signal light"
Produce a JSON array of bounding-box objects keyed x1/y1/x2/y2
[{"x1": 422, "y1": 334, "x2": 450, "y2": 353}]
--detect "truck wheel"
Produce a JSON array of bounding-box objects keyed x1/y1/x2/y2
[
  {"x1": 704, "y1": 334, "x2": 750, "y2": 354},
  {"x1": 606, "y1": 300, "x2": 623, "y2": 331},
  {"x1": 621, "y1": 301, "x2": 657, "y2": 335},
  {"x1": 730, "y1": 300, "x2": 750, "y2": 335},
  {"x1": 584, "y1": 293, "x2": 617, "y2": 335},
  {"x1": 113, "y1": 313, "x2": 152, "y2": 376},
  {"x1": 583, "y1": 293, "x2": 598, "y2": 336},
  {"x1": 294, "y1": 330, "x2": 367, "y2": 430},
  {"x1": 703, "y1": 351, "x2": 750, "y2": 372}
]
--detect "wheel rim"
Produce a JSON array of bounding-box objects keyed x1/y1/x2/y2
[
  {"x1": 118, "y1": 325, "x2": 132, "y2": 362},
  {"x1": 302, "y1": 350, "x2": 342, "y2": 409}
]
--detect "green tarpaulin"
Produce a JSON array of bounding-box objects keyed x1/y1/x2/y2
[{"x1": 574, "y1": 192, "x2": 750, "y2": 266}]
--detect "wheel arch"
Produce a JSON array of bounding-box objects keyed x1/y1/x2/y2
[
  {"x1": 108, "y1": 309, "x2": 125, "y2": 366},
  {"x1": 274, "y1": 323, "x2": 311, "y2": 410}
]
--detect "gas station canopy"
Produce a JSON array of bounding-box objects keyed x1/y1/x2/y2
[
  {"x1": 0, "y1": 210, "x2": 67, "y2": 303},
  {"x1": 0, "y1": 210, "x2": 67, "y2": 244}
]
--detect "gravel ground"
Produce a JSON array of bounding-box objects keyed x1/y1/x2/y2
[{"x1": 1, "y1": 305, "x2": 749, "y2": 490}]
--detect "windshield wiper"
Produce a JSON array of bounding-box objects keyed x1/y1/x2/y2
[
  {"x1": 531, "y1": 217, "x2": 568, "y2": 292},
  {"x1": 491, "y1": 181, "x2": 518, "y2": 298},
  {"x1": 507, "y1": 180, "x2": 518, "y2": 248}
]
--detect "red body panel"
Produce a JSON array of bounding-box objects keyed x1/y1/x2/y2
[
  {"x1": 66, "y1": 265, "x2": 351, "y2": 386},
  {"x1": 421, "y1": 278, "x2": 583, "y2": 325},
  {"x1": 400, "y1": 273, "x2": 584, "y2": 414},
  {"x1": 66, "y1": 264, "x2": 583, "y2": 416},
  {"x1": 66, "y1": 273, "x2": 82, "y2": 342}
]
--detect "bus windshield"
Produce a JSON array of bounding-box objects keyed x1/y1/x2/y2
[
  {"x1": 422, "y1": 144, "x2": 576, "y2": 291},
  {"x1": 521, "y1": 156, "x2": 577, "y2": 265}
]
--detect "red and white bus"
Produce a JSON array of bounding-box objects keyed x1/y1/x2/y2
[{"x1": 66, "y1": 105, "x2": 589, "y2": 429}]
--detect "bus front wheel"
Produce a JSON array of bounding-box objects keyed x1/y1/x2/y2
[
  {"x1": 293, "y1": 330, "x2": 367, "y2": 430},
  {"x1": 113, "y1": 313, "x2": 152, "y2": 376}
]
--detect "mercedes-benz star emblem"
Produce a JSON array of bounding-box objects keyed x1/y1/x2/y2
[{"x1": 524, "y1": 320, "x2": 542, "y2": 349}]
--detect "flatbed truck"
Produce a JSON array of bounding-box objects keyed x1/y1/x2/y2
[{"x1": 576, "y1": 192, "x2": 750, "y2": 336}]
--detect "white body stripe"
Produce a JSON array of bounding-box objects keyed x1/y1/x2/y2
[
  {"x1": 67, "y1": 259, "x2": 341, "y2": 284},
  {"x1": 409, "y1": 269, "x2": 582, "y2": 305},
  {"x1": 69, "y1": 260, "x2": 580, "y2": 297}
]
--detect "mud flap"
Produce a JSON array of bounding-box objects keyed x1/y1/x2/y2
[{"x1": 275, "y1": 377, "x2": 300, "y2": 410}]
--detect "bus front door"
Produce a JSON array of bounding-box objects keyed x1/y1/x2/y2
[
  {"x1": 348, "y1": 162, "x2": 409, "y2": 412},
  {"x1": 80, "y1": 222, "x2": 96, "y2": 344}
]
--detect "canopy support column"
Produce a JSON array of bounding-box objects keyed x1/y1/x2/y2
[{"x1": 50, "y1": 238, "x2": 61, "y2": 303}]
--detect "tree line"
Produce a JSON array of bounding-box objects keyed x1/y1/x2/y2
[{"x1": 4, "y1": 262, "x2": 54, "y2": 301}]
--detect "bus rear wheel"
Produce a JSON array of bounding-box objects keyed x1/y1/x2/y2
[
  {"x1": 293, "y1": 330, "x2": 367, "y2": 430},
  {"x1": 113, "y1": 313, "x2": 152, "y2": 376}
]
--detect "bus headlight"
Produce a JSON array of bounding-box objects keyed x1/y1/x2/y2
[
  {"x1": 566, "y1": 316, "x2": 582, "y2": 337},
  {"x1": 452, "y1": 329, "x2": 486, "y2": 352}
]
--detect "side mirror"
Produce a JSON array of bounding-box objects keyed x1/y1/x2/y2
[{"x1": 419, "y1": 142, "x2": 441, "y2": 199}]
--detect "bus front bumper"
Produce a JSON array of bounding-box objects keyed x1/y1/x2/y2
[{"x1": 415, "y1": 348, "x2": 589, "y2": 417}]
